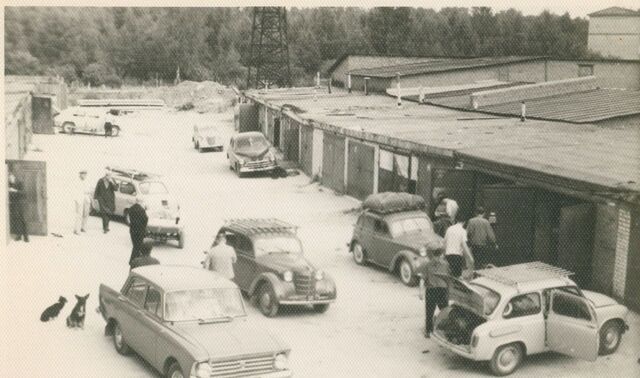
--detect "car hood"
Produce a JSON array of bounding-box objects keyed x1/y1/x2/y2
[
  {"x1": 235, "y1": 146, "x2": 270, "y2": 159},
  {"x1": 171, "y1": 320, "x2": 288, "y2": 360},
  {"x1": 393, "y1": 232, "x2": 442, "y2": 251},
  {"x1": 256, "y1": 253, "x2": 314, "y2": 273},
  {"x1": 582, "y1": 290, "x2": 618, "y2": 308}
]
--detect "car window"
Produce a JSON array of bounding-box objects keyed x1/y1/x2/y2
[
  {"x1": 503, "y1": 293, "x2": 541, "y2": 318},
  {"x1": 235, "y1": 235, "x2": 253, "y2": 256},
  {"x1": 235, "y1": 135, "x2": 269, "y2": 150},
  {"x1": 551, "y1": 291, "x2": 592, "y2": 321},
  {"x1": 254, "y1": 236, "x2": 302, "y2": 257},
  {"x1": 138, "y1": 181, "x2": 168, "y2": 195},
  {"x1": 144, "y1": 287, "x2": 162, "y2": 318},
  {"x1": 361, "y1": 215, "x2": 377, "y2": 231},
  {"x1": 120, "y1": 182, "x2": 136, "y2": 195},
  {"x1": 543, "y1": 286, "x2": 581, "y2": 313},
  {"x1": 373, "y1": 219, "x2": 389, "y2": 234},
  {"x1": 388, "y1": 217, "x2": 433, "y2": 238},
  {"x1": 126, "y1": 278, "x2": 148, "y2": 308}
]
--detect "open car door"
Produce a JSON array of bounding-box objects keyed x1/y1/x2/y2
[{"x1": 546, "y1": 290, "x2": 599, "y2": 361}]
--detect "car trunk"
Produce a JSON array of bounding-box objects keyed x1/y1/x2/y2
[{"x1": 434, "y1": 305, "x2": 486, "y2": 347}]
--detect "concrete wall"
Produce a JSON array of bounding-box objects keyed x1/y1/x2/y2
[
  {"x1": 331, "y1": 56, "x2": 434, "y2": 86},
  {"x1": 588, "y1": 16, "x2": 640, "y2": 60},
  {"x1": 547, "y1": 60, "x2": 640, "y2": 89},
  {"x1": 5, "y1": 95, "x2": 32, "y2": 161}
]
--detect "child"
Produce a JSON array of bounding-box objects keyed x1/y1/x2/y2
[{"x1": 418, "y1": 240, "x2": 450, "y2": 338}]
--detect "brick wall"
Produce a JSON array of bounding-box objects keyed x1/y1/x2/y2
[{"x1": 613, "y1": 208, "x2": 631, "y2": 298}]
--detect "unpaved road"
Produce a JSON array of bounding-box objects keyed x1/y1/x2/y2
[{"x1": 3, "y1": 108, "x2": 639, "y2": 377}]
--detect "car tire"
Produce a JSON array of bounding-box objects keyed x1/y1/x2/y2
[
  {"x1": 489, "y1": 343, "x2": 523, "y2": 376},
  {"x1": 256, "y1": 283, "x2": 279, "y2": 317},
  {"x1": 111, "y1": 126, "x2": 120, "y2": 137},
  {"x1": 599, "y1": 321, "x2": 623, "y2": 355},
  {"x1": 177, "y1": 231, "x2": 185, "y2": 249},
  {"x1": 352, "y1": 242, "x2": 366, "y2": 265},
  {"x1": 235, "y1": 163, "x2": 244, "y2": 178},
  {"x1": 62, "y1": 122, "x2": 75, "y2": 134},
  {"x1": 313, "y1": 304, "x2": 330, "y2": 313},
  {"x1": 113, "y1": 322, "x2": 131, "y2": 355},
  {"x1": 166, "y1": 361, "x2": 184, "y2": 378},
  {"x1": 398, "y1": 258, "x2": 418, "y2": 286}
]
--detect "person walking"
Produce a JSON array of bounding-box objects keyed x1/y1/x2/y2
[
  {"x1": 8, "y1": 170, "x2": 29, "y2": 242},
  {"x1": 444, "y1": 217, "x2": 474, "y2": 278},
  {"x1": 203, "y1": 232, "x2": 237, "y2": 280},
  {"x1": 74, "y1": 170, "x2": 91, "y2": 234},
  {"x1": 94, "y1": 167, "x2": 118, "y2": 233},
  {"x1": 418, "y1": 240, "x2": 450, "y2": 338},
  {"x1": 432, "y1": 192, "x2": 458, "y2": 237},
  {"x1": 130, "y1": 243, "x2": 159, "y2": 270},
  {"x1": 466, "y1": 207, "x2": 498, "y2": 269},
  {"x1": 127, "y1": 197, "x2": 148, "y2": 265}
]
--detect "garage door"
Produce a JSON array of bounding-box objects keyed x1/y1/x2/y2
[
  {"x1": 347, "y1": 141, "x2": 375, "y2": 200},
  {"x1": 430, "y1": 169, "x2": 477, "y2": 219},
  {"x1": 283, "y1": 120, "x2": 299, "y2": 162},
  {"x1": 6, "y1": 159, "x2": 48, "y2": 235},
  {"x1": 625, "y1": 209, "x2": 640, "y2": 311},
  {"x1": 299, "y1": 125, "x2": 313, "y2": 175},
  {"x1": 322, "y1": 133, "x2": 345, "y2": 193}
]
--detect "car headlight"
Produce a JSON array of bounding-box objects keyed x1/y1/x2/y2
[
  {"x1": 273, "y1": 353, "x2": 288, "y2": 370},
  {"x1": 238, "y1": 158, "x2": 245, "y2": 165},
  {"x1": 283, "y1": 271, "x2": 293, "y2": 282},
  {"x1": 419, "y1": 246, "x2": 427, "y2": 257},
  {"x1": 192, "y1": 361, "x2": 212, "y2": 378},
  {"x1": 314, "y1": 270, "x2": 324, "y2": 281}
]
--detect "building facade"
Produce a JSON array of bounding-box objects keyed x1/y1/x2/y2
[{"x1": 588, "y1": 7, "x2": 640, "y2": 60}]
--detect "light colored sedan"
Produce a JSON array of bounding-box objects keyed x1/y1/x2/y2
[
  {"x1": 192, "y1": 125, "x2": 224, "y2": 152},
  {"x1": 227, "y1": 132, "x2": 277, "y2": 177},
  {"x1": 54, "y1": 107, "x2": 120, "y2": 136}
]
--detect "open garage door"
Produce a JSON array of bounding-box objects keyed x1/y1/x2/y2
[
  {"x1": 556, "y1": 203, "x2": 595, "y2": 288},
  {"x1": 6, "y1": 160, "x2": 48, "y2": 235},
  {"x1": 299, "y1": 125, "x2": 313, "y2": 175},
  {"x1": 322, "y1": 133, "x2": 345, "y2": 193},
  {"x1": 431, "y1": 169, "x2": 476, "y2": 220},
  {"x1": 32, "y1": 96, "x2": 55, "y2": 134},
  {"x1": 346, "y1": 141, "x2": 375, "y2": 200},
  {"x1": 283, "y1": 121, "x2": 299, "y2": 162},
  {"x1": 624, "y1": 209, "x2": 640, "y2": 311}
]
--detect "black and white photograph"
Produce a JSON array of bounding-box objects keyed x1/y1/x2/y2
[{"x1": 2, "y1": 1, "x2": 640, "y2": 377}]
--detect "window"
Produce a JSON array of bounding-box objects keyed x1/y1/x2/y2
[
  {"x1": 120, "y1": 182, "x2": 136, "y2": 195},
  {"x1": 551, "y1": 291, "x2": 592, "y2": 321},
  {"x1": 126, "y1": 278, "x2": 148, "y2": 308},
  {"x1": 138, "y1": 181, "x2": 168, "y2": 195},
  {"x1": 254, "y1": 236, "x2": 302, "y2": 257},
  {"x1": 374, "y1": 219, "x2": 389, "y2": 234},
  {"x1": 235, "y1": 236, "x2": 253, "y2": 256},
  {"x1": 543, "y1": 286, "x2": 581, "y2": 313},
  {"x1": 503, "y1": 293, "x2": 541, "y2": 318},
  {"x1": 144, "y1": 287, "x2": 162, "y2": 317},
  {"x1": 388, "y1": 217, "x2": 433, "y2": 238}
]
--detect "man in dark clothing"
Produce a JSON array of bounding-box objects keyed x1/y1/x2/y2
[
  {"x1": 8, "y1": 170, "x2": 29, "y2": 242},
  {"x1": 94, "y1": 168, "x2": 118, "y2": 233},
  {"x1": 466, "y1": 207, "x2": 498, "y2": 269},
  {"x1": 128, "y1": 197, "x2": 148, "y2": 265},
  {"x1": 130, "y1": 243, "x2": 159, "y2": 270},
  {"x1": 418, "y1": 239, "x2": 450, "y2": 338}
]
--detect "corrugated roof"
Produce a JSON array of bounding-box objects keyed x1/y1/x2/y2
[
  {"x1": 589, "y1": 7, "x2": 640, "y2": 17},
  {"x1": 349, "y1": 56, "x2": 546, "y2": 78}
]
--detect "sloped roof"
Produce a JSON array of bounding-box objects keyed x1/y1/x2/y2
[{"x1": 588, "y1": 7, "x2": 640, "y2": 17}]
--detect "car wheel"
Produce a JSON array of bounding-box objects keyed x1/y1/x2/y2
[
  {"x1": 352, "y1": 242, "x2": 366, "y2": 265},
  {"x1": 313, "y1": 304, "x2": 330, "y2": 313},
  {"x1": 166, "y1": 361, "x2": 184, "y2": 378},
  {"x1": 62, "y1": 122, "x2": 75, "y2": 134},
  {"x1": 256, "y1": 283, "x2": 279, "y2": 317},
  {"x1": 177, "y1": 231, "x2": 185, "y2": 249},
  {"x1": 235, "y1": 163, "x2": 244, "y2": 178},
  {"x1": 599, "y1": 321, "x2": 623, "y2": 355},
  {"x1": 111, "y1": 126, "x2": 120, "y2": 137},
  {"x1": 490, "y1": 343, "x2": 523, "y2": 376},
  {"x1": 398, "y1": 258, "x2": 418, "y2": 286},
  {"x1": 113, "y1": 322, "x2": 131, "y2": 355}
]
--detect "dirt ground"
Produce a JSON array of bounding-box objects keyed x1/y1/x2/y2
[{"x1": 3, "y1": 108, "x2": 639, "y2": 377}]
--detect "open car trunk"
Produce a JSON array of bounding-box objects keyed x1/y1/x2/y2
[{"x1": 435, "y1": 305, "x2": 486, "y2": 346}]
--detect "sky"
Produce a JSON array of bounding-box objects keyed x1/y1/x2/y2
[{"x1": 4, "y1": 1, "x2": 639, "y2": 18}]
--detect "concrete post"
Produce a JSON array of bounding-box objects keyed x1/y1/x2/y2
[
  {"x1": 347, "y1": 74, "x2": 352, "y2": 93},
  {"x1": 396, "y1": 73, "x2": 402, "y2": 107},
  {"x1": 316, "y1": 72, "x2": 320, "y2": 87},
  {"x1": 418, "y1": 86, "x2": 425, "y2": 103},
  {"x1": 520, "y1": 101, "x2": 526, "y2": 122},
  {"x1": 364, "y1": 77, "x2": 370, "y2": 96}
]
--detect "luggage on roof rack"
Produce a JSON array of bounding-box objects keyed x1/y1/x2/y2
[
  {"x1": 224, "y1": 218, "x2": 298, "y2": 235},
  {"x1": 110, "y1": 167, "x2": 158, "y2": 181},
  {"x1": 362, "y1": 192, "x2": 426, "y2": 214}
]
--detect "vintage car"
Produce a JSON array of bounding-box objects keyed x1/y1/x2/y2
[
  {"x1": 192, "y1": 124, "x2": 224, "y2": 152},
  {"x1": 99, "y1": 265, "x2": 292, "y2": 378},
  {"x1": 216, "y1": 218, "x2": 337, "y2": 317},
  {"x1": 55, "y1": 106, "x2": 120, "y2": 136},
  {"x1": 432, "y1": 262, "x2": 630, "y2": 376},
  {"x1": 349, "y1": 192, "x2": 443, "y2": 286},
  {"x1": 96, "y1": 167, "x2": 184, "y2": 248},
  {"x1": 227, "y1": 132, "x2": 277, "y2": 177}
]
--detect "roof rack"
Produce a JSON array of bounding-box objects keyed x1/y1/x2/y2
[
  {"x1": 224, "y1": 218, "x2": 298, "y2": 235},
  {"x1": 475, "y1": 262, "x2": 574, "y2": 291},
  {"x1": 110, "y1": 167, "x2": 159, "y2": 181}
]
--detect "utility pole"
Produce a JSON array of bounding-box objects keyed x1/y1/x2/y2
[{"x1": 246, "y1": 7, "x2": 291, "y2": 89}]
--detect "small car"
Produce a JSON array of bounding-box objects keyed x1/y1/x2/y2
[
  {"x1": 192, "y1": 124, "x2": 223, "y2": 152},
  {"x1": 227, "y1": 132, "x2": 277, "y2": 177},
  {"x1": 348, "y1": 192, "x2": 442, "y2": 286},
  {"x1": 96, "y1": 167, "x2": 184, "y2": 248},
  {"x1": 55, "y1": 107, "x2": 120, "y2": 136},
  {"x1": 99, "y1": 265, "x2": 292, "y2": 378},
  {"x1": 217, "y1": 218, "x2": 337, "y2": 317},
  {"x1": 432, "y1": 262, "x2": 630, "y2": 376}
]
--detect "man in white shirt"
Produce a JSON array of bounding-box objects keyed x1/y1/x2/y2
[
  {"x1": 444, "y1": 218, "x2": 474, "y2": 278},
  {"x1": 203, "y1": 232, "x2": 238, "y2": 280},
  {"x1": 74, "y1": 170, "x2": 91, "y2": 234}
]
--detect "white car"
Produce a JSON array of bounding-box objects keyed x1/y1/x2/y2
[
  {"x1": 432, "y1": 262, "x2": 630, "y2": 376},
  {"x1": 55, "y1": 107, "x2": 120, "y2": 136},
  {"x1": 192, "y1": 124, "x2": 224, "y2": 152}
]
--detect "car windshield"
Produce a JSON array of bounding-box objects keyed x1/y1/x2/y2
[
  {"x1": 164, "y1": 288, "x2": 246, "y2": 322},
  {"x1": 138, "y1": 181, "x2": 168, "y2": 195},
  {"x1": 388, "y1": 217, "x2": 432, "y2": 238},
  {"x1": 254, "y1": 236, "x2": 302, "y2": 257},
  {"x1": 236, "y1": 135, "x2": 268, "y2": 151},
  {"x1": 469, "y1": 283, "x2": 501, "y2": 316}
]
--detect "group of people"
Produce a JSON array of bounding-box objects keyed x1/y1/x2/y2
[{"x1": 418, "y1": 192, "x2": 498, "y2": 338}]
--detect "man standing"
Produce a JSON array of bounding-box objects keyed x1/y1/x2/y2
[
  {"x1": 203, "y1": 232, "x2": 237, "y2": 280},
  {"x1": 418, "y1": 239, "x2": 450, "y2": 338},
  {"x1": 94, "y1": 167, "x2": 118, "y2": 233},
  {"x1": 74, "y1": 170, "x2": 91, "y2": 234},
  {"x1": 130, "y1": 243, "x2": 159, "y2": 270},
  {"x1": 432, "y1": 191, "x2": 459, "y2": 237},
  {"x1": 128, "y1": 197, "x2": 148, "y2": 265},
  {"x1": 444, "y1": 217, "x2": 474, "y2": 278},
  {"x1": 8, "y1": 169, "x2": 29, "y2": 242},
  {"x1": 466, "y1": 207, "x2": 498, "y2": 269}
]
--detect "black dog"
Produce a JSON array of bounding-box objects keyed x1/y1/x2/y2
[
  {"x1": 66, "y1": 294, "x2": 89, "y2": 329},
  {"x1": 40, "y1": 296, "x2": 67, "y2": 322}
]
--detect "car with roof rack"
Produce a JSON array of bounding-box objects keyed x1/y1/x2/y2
[
  {"x1": 348, "y1": 192, "x2": 443, "y2": 286},
  {"x1": 432, "y1": 262, "x2": 630, "y2": 376},
  {"x1": 96, "y1": 167, "x2": 184, "y2": 248},
  {"x1": 215, "y1": 218, "x2": 337, "y2": 317}
]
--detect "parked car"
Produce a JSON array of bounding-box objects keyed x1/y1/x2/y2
[
  {"x1": 348, "y1": 192, "x2": 442, "y2": 286},
  {"x1": 99, "y1": 265, "x2": 292, "y2": 378},
  {"x1": 94, "y1": 167, "x2": 184, "y2": 248},
  {"x1": 55, "y1": 107, "x2": 120, "y2": 136},
  {"x1": 227, "y1": 132, "x2": 277, "y2": 177},
  {"x1": 432, "y1": 262, "x2": 630, "y2": 376},
  {"x1": 216, "y1": 218, "x2": 337, "y2": 317},
  {"x1": 192, "y1": 124, "x2": 223, "y2": 152}
]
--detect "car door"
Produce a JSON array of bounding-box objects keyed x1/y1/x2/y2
[
  {"x1": 118, "y1": 277, "x2": 149, "y2": 354},
  {"x1": 137, "y1": 285, "x2": 166, "y2": 370},
  {"x1": 234, "y1": 234, "x2": 259, "y2": 291},
  {"x1": 372, "y1": 218, "x2": 395, "y2": 267},
  {"x1": 546, "y1": 290, "x2": 599, "y2": 361}
]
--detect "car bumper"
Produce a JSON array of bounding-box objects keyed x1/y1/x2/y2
[
  {"x1": 279, "y1": 296, "x2": 335, "y2": 305},
  {"x1": 432, "y1": 331, "x2": 476, "y2": 360},
  {"x1": 191, "y1": 370, "x2": 291, "y2": 378},
  {"x1": 238, "y1": 161, "x2": 277, "y2": 173},
  {"x1": 147, "y1": 218, "x2": 182, "y2": 235}
]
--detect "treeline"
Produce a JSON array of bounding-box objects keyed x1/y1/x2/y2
[{"x1": 5, "y1": 7, "x2": 594, "y2": 88}]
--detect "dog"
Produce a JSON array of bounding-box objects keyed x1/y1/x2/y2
[
  {"x1": 40, "y1": 296, "x2": 67, "y2": 322},
  {"x1": 66, "y1": 294, "x2": 89, "y2": 329}
]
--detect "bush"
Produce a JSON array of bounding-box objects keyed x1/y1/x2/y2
[
  {"x1": 5, "y1": 50, "x2": 41, "y2": 75},
  {"x1": 82, "y1": 63, "x2": 123, "y2": 88},
  {"x1": 103, "y1": 74, "x2": 123, "y2": 88},
  {"x1": 45, "y1": 64, "x2": 78, "y2": 83}
]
